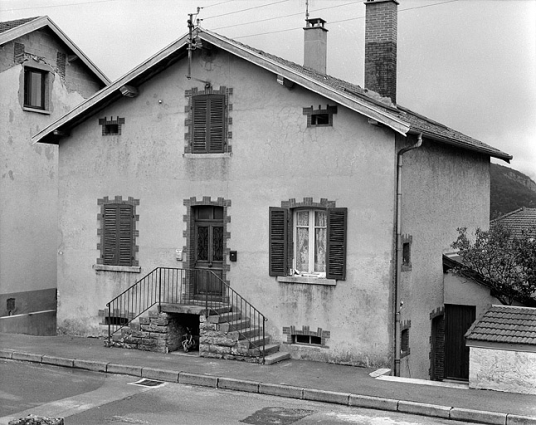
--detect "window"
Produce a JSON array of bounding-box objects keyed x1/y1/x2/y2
[
  {"x1": 294, "y1": 210, "x2": 327, "y2": 276},
  {"x1": 303, "y1": 105, "x2": 337, "y2": 128},
  {"x1": 97, "y1": 197, "x2": 139, "y2": 268},
  {"x1": 24, "y1": 68, "x2": 47, "y2": 110},
  {"x1": 185, "y1": 87, "x2": 232, "y2": 154},
  {"x1": 99, "y1": 117, "x2": 125, "y2": 136},
  {"x1": 401, "y1": 234, "x2": 412, "y2": 271},
  {"x1": 191, "y1": 94, "x2": 226, "y2": 153},
  {"x1": 269, "y1": 202, "x2": 347, "y2": 280},
  {"x1": 294, "y1": 335, "x2": 322, "y2": 345}
]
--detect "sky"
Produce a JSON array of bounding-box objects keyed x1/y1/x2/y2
[{"x1": 1, "y1": 0, "x2": 535, "y2": 180}]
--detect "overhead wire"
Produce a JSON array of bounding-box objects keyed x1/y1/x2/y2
[
  {"x1": 203, "y1": 0, "x2": 289, "y2": 20},
  {"x1": 220, "y1": 0, "x2": 460, "y2": 39}
]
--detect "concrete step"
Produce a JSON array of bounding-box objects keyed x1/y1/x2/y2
[
  {"x1": 238, "y1": 326, "x2": 261, "y2": 339},
  {"x1": 226, "y1": 319, "x2": 251, "y2": 332},
  {"x1": 261, "y1": 343, "x2": 280, "y2": 356},
  {"x1": 245, "y1": 334, "x2": 270, "y2": 348},
  {"x1": 207, "y1": 311, "x2": 241, "y2": 323},
  {"x1": 264, "y1": 350, "x2": 291, "y2": 365}
]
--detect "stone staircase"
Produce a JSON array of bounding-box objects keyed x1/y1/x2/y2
[
  {"x1": 199, "y1": 305, "x2": 290, "y2": 365},
  {"x1": 109, "y1": 303, "x2": 290, "y2": 365}
]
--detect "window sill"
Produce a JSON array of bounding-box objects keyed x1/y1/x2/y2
[
  {"x1": 93, "y1": 264, "x2": 141, "y2": 273},
  {"x1": 277, "y1": 276, "x2": 337, "y2": 286},
  {"x1": 23, "y1": 107, "x2": 51, "y2": 115},
  {"x1": 183, "y1": 153, "x2": 232, "y2": 158}
]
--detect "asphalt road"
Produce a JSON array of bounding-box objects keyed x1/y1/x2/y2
[{"x1": 1, "y1": 360, "x2": 470, "y2": 425}]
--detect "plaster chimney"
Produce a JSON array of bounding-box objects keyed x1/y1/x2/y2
[
  {"x1": 364, "y1": 0, "x2": 398, "y2": 103},
  {"x1": 304, "y1": 17, "x2": 328, "y2": 74}
]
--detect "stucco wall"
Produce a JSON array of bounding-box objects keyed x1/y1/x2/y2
[
  {"x1": 399, "y1": 137, "x2": 490, "y2": 379},
  {"x1": 55, "y1": 48, "x2": 397, "y2": 367},
  {"x1": 469, "y1": 346, "x2": 536, "y2": 395},
  {"x1": 0, "y1": 29, "x2": 104, "y2": 328}
]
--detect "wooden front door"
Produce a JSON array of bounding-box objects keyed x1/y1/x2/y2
[
  {"x1": 193, "y1": 206, "x2": 224, "y2": 297},
  {"x1": 444, "y1": 304, "x2": 475, "y2": 380}
]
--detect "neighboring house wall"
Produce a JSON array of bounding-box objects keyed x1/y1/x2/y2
[
  {"x1": 398, "y1": 139, "x2": 490, "y2": 379},
  {"x1": 469, "y1": 346, "x2": 536, "y2": 395},
  {"x1": 0, "y1": 27, "x2": 103, "y2": 324},
  {"x1": 56, "y1": 49, "x2": 397, "y2": 367}
]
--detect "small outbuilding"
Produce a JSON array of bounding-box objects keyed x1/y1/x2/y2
[{"x1": 465, "y1": 305, "x2": 536, "y2": 395}]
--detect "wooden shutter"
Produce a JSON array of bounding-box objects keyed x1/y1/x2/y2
[
  {"x1": 103, "y1": 204, "x2": 133, "y2": 266},
  {"x1": 326, "y1": 208, "x2": 347, "y2": 280},
  {"x1": 192, "y1": 96, "x2": 208, "y2": 153},
  {"x1": 192, "y1": 94, "x2": 225, "y2": 153},
  {"x1": 208, "y1": 95, "x2": 225, "y2": 153},
  {"x1": 269, "y1": 207, "x2": 288, "y2": 276}
]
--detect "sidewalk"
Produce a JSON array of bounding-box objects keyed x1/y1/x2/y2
[{"x1": 1, "y1": 332, "x2": 535, "y2": 425}]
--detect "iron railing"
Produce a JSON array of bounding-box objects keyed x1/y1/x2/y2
[{"x1": 106, "y1": 267, "x2": 267, "y2": 363}]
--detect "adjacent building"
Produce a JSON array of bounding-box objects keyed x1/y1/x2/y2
[{"x1": 0, "y1": 16, "x2": 108, "y2": 334}]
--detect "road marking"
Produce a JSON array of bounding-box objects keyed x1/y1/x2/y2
[{"x1": 0, "y1": 375, "x2": 150, "y2": 425}]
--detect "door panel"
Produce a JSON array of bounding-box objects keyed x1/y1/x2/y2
[
  {"x1": 444, "y1": 304, "x2": 475, "y2": 380},
  {"x1": 193, "y1": 206, "x2": 224, "y2": 297}
]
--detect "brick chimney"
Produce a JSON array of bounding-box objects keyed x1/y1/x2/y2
[
  {"x1": 364, "y1": 0, "x2": 398, "y2": 103},
  {"x1": 304, "y1": 17, "x2": 328, "y2": 74}
]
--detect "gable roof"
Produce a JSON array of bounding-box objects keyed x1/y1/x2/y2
[
  {"x1": 491, "y1": 207, "x2": 536, "y2": 238},
  {"x1": 465, "y1": 305, "x2": 536, "y2": 346},
  {"x1": 31, "y1": 26, "x2": 511, "y2": 163},
  {"x1": 0, "y1": 16, "x2": 109, "y2": 85}
]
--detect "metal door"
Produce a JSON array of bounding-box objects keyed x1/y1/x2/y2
[{"x1": 444, "y1": 304, "x2": 475, "y2": 380}]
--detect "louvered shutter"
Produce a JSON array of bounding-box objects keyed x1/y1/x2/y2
[
  {"x1": 269, "y1": 207, "x2": 288, "y2": 276},
  {"x1": 208, "y1": 95, "x2": 225, "y2": 153},
  {"x1": 326, "y1": 208, "x2": 347, "y2": 280},
  {"x1": 192, "y1": 94, "x2": 225, "y2": 153},
  {"x1": 103, "y1": 204, "x2": 133, "y2": 266},
  {"x1": 192, "y1": 96, "x2": 208, "y2": 153}
]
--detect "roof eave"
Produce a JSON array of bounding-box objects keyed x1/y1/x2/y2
[
  {"x1": 199, "y1": 29, "x2": 410, "y2": 136},
  {"x1": 33, "y1": 36, "x2": 189, "y2": 145},
  {"x1": 0, "y1": 16, "x2": 109, "y2": 85},
  {"x1": 407, "y1": 128, "x2": 512, "y2": 163}
]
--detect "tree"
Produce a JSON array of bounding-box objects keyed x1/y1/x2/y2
[{"x1": 451, "y1": 224, "x2": 536, "y2": 305}]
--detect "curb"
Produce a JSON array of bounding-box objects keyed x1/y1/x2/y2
[{"x1": 2, "y1": 350, "x2": 536, "y2": 425}]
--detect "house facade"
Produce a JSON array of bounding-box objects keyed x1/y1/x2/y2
[
  {"x1": 0, "y1": 17, "x2": 108, "y2": 333},
  {"x1": 33, "y1": 0, "x2": 511, "y2": 377}
]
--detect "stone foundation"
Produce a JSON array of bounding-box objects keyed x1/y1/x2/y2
[
  {"x1": 107, "y1": 311, "x2": 185, "y2": 353},
  {"x1": 198, "y1": 315, "x2": 262, "y2": 363}
]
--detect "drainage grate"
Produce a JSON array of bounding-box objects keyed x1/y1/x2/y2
[{"x1": 130, "y1": 378, "x2": 165, "y2": 387}]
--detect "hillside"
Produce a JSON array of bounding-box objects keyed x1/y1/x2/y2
[{"x1": 490, "y1": 163, "x2": 536, "y2": 219}]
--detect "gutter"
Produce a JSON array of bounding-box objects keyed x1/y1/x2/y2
[{"x1": 394, "y1": 133, "x2": 422, "y2": 376}]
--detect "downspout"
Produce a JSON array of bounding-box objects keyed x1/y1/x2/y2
[{"x1": 394, "y1": 132, "x2": 422, "y2": 376}]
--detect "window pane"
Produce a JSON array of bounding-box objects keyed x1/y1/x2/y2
[
  {"x1": 30, "y1": 72, "x2": 43, "y2": 106},
  {"x1": 296, "y1": 211, "x2": 309, "y2": 227},
  {"x1": 213, "y1": 226, "x2": 224, "y2": 261},
  {"x1": 315, "y1": 227, "x2": 326, "y2": 272},
  {"x1": 315, "y1": 211, "x2": 326, "y2": 227},
  {"x1": 296, "y1": 227, "x2": 309, "y2": 272}
]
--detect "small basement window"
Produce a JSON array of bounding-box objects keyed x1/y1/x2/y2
[
  {"x1": 294, "y1": 335, "x2": 322, "y2": 345},
  {"x1": 303, "y1": 105, "x2": 337, "y2": 128}
]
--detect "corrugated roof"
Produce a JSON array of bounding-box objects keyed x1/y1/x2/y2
[
  {"x1": 491, "y1": 207, "x2": 536, "y2": 238},
  {"x1": 465, "y1": 305, "x2": 536, "y2": 345},
  {"x1": 0, "y1": 17, "x2": 39, "y2": 34}
]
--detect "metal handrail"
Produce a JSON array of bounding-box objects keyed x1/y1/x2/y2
[{"x1": 105, "y1": 267, "x2": 267, "y2": 363}]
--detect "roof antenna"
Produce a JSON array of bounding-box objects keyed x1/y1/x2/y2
[
  {"x1": 305, "y1": 0, "x2": 310, "y2": 23},
  {"x1": 187, "y1": 7, "x2": 203, "y2": 80}
]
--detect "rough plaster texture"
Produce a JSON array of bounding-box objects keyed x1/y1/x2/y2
[
  {"x1": 469, "y1": 347, "x2": 536, "y2": 395},
  {"x1": 52, "y1": 47, "x2": 492, "y2": 373},
  {"x1": 0, "y1": 29, "x2": 104, "y2": 334},
  {"x1": 55, "y1": 49, "x2": 395, "y2": 367},
  {"x1": 398, "y1": 136, "x2": 490, "y2": 379}
]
